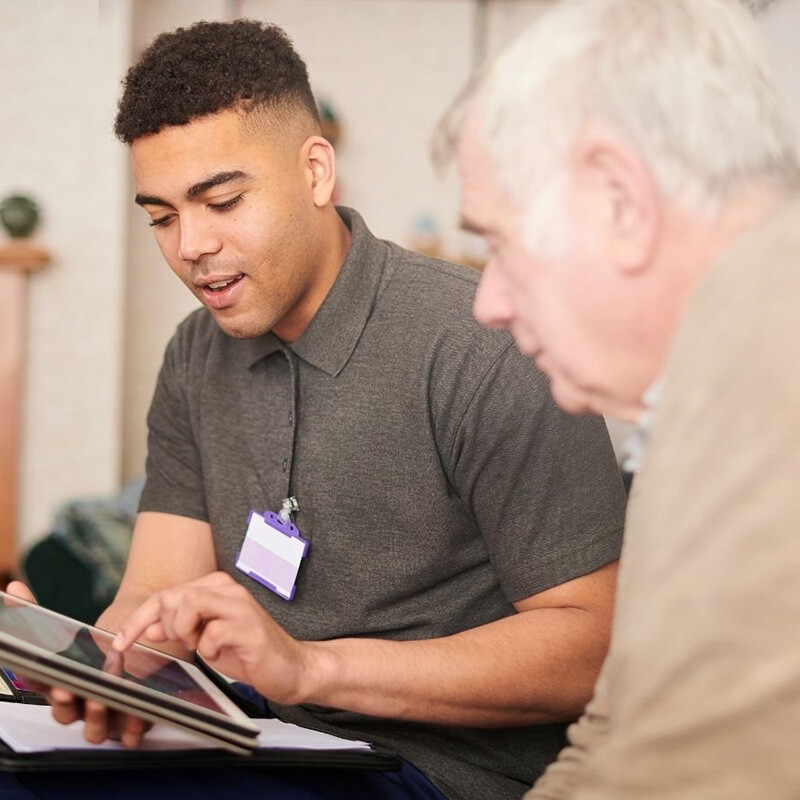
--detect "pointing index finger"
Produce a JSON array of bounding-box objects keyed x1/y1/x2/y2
[{"x1": 113, "y1": 595, "x2": 164, "y2": 652}]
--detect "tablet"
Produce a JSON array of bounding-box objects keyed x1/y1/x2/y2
[{"x1": 0, "y1": 591, "x2": 259, "y2": 754}]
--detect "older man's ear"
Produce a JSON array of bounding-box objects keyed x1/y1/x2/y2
[{"x1": 573, "y1": 130, "x2": 661, "y2": 276}]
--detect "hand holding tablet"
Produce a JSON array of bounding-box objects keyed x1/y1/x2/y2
[
  {"x1": 0, "y1": 589, "x2": 259, "y2": 754},
  {"x1": 3, "y1": 581, "x2": 160, "y2": 747}
]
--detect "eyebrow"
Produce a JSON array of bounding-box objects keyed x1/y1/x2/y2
[
  {"x1": 459, "y1": 214, "x2": 486, "y2": 236},
  {"x1": 134, "y1": 170, "x2": 250, "y2": 207}
]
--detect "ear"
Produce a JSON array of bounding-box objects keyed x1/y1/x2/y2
[
  {"x1": 300, "y1": 135, "x2": 337, "y2": 208},
  {"x1": 573, "y1": 132, "x2": 660, "y2": 274}
]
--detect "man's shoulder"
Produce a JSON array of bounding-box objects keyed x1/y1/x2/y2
[
  {"x1": 379, "y1": 242, "x2": 500, "y2": 333},
  {"x1": 378, "y1": 242, "x2": 515, "y2": 360},
  {"x1": 382, "y1": 241, "x2": 480, "y2": 305},
  {"x1": 362, "y1": 241, "x2": 550, "y2": 411}
]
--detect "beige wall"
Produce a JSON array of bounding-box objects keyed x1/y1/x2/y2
[{"x1": 1, "y1": 0, "x2": 131, "y2": 550}]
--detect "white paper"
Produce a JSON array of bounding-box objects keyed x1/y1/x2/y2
[{"x1": 0, "y1": 704, "x2": 371, "y2": 753}]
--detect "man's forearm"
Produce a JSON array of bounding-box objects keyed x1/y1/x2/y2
[
  {"x1": 525, "y1": 667, "x2": 614, "y2": 799},
  {"x1": 286, "y1": 605, "x2": 608, "y2": 727},
  {"x1": 95, "y1": 512, "x2": 219, "y2": 661},
  {"x1": 110, "y1": 563, "x2": 617, "y2": 726}
]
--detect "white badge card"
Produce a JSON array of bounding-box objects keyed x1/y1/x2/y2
[{"x1": 235, "y1": 509, "x2": 309, "y2": 601}]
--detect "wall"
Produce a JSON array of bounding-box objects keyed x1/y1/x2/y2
[
  {"x1": 759, "y1": 0, "x2": 800, "y2": 152},
  {"x1": 0, "y1": 0, "x2": 131, "y2": 550}
]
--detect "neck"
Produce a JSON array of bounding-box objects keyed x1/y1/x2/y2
[
  {"x1": 272, "y1": 207, "x2": 352, "y2": 343},
  {"x1": 626, "y1": 182, "x2": 789, "y2": 417},
  {"x1": 700, "y1": 182, "x2": 787, "y2": 267},
  {"x1": 666, "y1": 182, "x2": 788, "y2": 319}
]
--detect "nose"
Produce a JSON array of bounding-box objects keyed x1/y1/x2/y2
[
  {"x1": 177, "y1": 213, "x2": 223, "y2": 263},
  {"x1": 473, "y1": 260, "x2": 515, "y2": 330}
]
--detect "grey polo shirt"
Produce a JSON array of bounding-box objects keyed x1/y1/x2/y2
[{"x1": 140, "y1": 207, "x2": 626, "y2": 800}]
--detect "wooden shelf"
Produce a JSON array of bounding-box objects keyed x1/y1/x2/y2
[{"x1": 0, "y1": 242, "x2": 50, "y2": 272}]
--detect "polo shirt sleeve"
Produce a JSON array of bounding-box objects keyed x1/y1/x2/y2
[
  {"x1": 446, "y1": 340, "x2": 626, "y2": 602},
  {"x1": 138, "y1": 328, "x2": 209, "y2": 522}
]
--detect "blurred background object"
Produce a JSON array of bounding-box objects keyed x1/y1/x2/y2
[
  {"x1": 22, "y1": 478, "x2": 142, "y2": 622},
  {"x1": 318, "y1": 99, "x2": 342, "y2": 147},
  {"x1": 410, "y1": 212, "x2": 442, "y2": 259},
  {"x1": 0, "y1": 195, "x2": 39, "y2": 240}
]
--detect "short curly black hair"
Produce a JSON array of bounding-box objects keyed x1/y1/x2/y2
[{"x1": 115, "y1": 19, "x2": 319, "y2": 144}]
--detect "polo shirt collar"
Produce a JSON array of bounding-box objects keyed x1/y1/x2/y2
[
  {"x1": 241, "y1": 330, "x2": 285, "y2": 368},
  {"x1": 288, "y1": 207, "x2": 388, "y2": 377},
  {"x1": 240, "y1": 207, "x2": 387, "y2": 373}
]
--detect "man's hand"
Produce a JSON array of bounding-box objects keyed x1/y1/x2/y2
[
  {"x1": 4, "y1": 581, "x2": 36, "y2": 606},
  {"x1": 114, "y1": 571, "x2": 312, "y2": 705},
  {"x1": 4, "y1": 580, "x2": 152, "y2": 748}
]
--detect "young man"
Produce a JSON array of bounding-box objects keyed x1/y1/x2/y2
[
  {"x1": 444, "y1": 0, "x2": 800, "y2": 796},
  {"x1": 10, "y1": 19, "x2": 626, "y2": 800}
]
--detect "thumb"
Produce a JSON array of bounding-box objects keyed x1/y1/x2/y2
[{"x1": 5, "y1": 581, "x2": 37, "y2": 604}]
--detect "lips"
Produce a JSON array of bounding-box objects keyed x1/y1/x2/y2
[
  {"x1": 196, "y1": 273, "x2": 246, "y2": 310},
  {"x1": 207, "y1": 277, "x2": 240, "y2": 290}
]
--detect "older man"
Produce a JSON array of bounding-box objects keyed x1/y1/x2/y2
[{"x1": 444, "y1": 0, "x2": 800, "y2": 797}]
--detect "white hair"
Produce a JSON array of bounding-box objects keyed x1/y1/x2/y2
[{"x1": 469, "y1": 0, "x2": 800, "y2": 257}]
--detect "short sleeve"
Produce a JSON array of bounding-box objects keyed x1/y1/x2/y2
[
  {"x1": 138, "y1": 330, "x2": 208, "y2": 522},
  {"x1": 448, "y1": 342, "x2": 626, "y2": 601}
]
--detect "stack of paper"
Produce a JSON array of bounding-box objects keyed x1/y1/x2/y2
[{"x1": 0, "y1": 705, "x2": 371, "y2": 754}]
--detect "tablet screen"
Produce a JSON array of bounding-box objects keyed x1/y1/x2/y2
[{"x1": 0, "y1": 595, "x2": 225, "y2": 715}]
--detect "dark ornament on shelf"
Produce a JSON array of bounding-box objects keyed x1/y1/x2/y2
[
  {"x1": 0, "y1": 194, "x2": 40, "y2": 239},
  {"x1": 318, "y1": 100, "x2": 342, "y2": 147}
]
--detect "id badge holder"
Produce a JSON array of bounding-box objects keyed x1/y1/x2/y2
[{"x1": 235, "y1": 500, "x2": 308, "y2": 601}]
